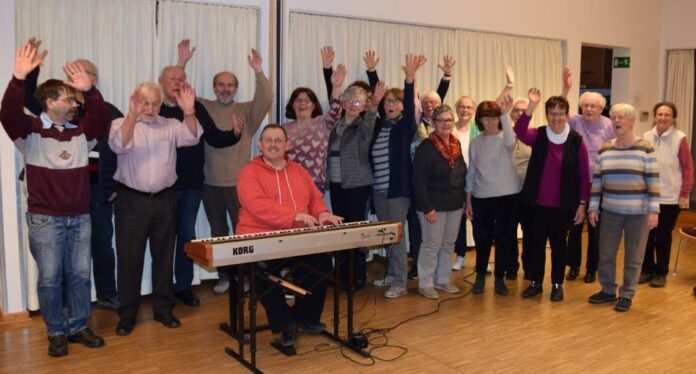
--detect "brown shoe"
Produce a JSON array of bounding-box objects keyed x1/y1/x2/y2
[
  {"x1": 638, "y1": 272, "x2": 652, "y2": 284},
  {"x1": 650, "y1": 274, "x2": 666, "y2": 288}
]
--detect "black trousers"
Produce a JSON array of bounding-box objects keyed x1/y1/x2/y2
[
  {"x1": 567, "y1": 212, "x2": 600, "y2": 272},
  {"x1": 643, "y1": 204, "x2": 681, "y2": 276},
  {"x1": 472, "y1": 194, "x2": 518, "y2": 278},
  {"x1": 407, "y1": 203, "x2": 422, "y2": 270},
  {"x1": 114, "y1": 187, "x2": 176, "y2": 319},
  {"x1": 255, "y1": 253, "x2": 332, "y2": 333},
  {"x1": 515, "y1": 197, "x2": 532, "y2": 276},
  {"x1": 329, "y1": 183, "x2": 370, "y2": 286},
  {"x1": 528, "y1": 205, "x2": 574, "y2": 285},
  {"x1": 454, "y1": 214, "x2": 468, "y2": 257}
]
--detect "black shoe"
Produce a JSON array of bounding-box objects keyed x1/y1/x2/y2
[
  {"x1": 505, "y1": 272, "x2": 518, "y2": 281},
  {"x1": 276, "y1": 326, "x2": 297, "y2": 347},
  {"x1": 494, "y1": 277, "x2": 509, "y2": 295},
  {"x1": 522, "y1": 282, "x2": 543, "y2": 298},
  {"x1": 472, "y1": 274, "x2": 485, "y2": 294},
  {"x1": 407, "y1": 268, "x2": 419, "y2": 280},
  {"x1": 115, "y1": 318, "x2": 136, "y2": 336},
  {"x1": 550, "y1": 284, "x2": 564, "y2": 302},
  {"x1": 523, "y1": 273, "x2": 532, "y2": 281},
  {"x1": 588, "y1": 291, "x2": 617, "y2": 304},
  {"x1": 638, "y1": 272, "x2": 653, "y2": 284},
  {"x1": 297, "y1": 321, "x2": 326, "y2": 335},
  {"x1": 48, "y1": 335, "x2": 68, "y2": 357},
  {"x1": 583, "y1": 272, "x2": 596, "y2": 283},
  {"x1": 153, "y1": 313, "x2": 181, "y2": 328},
  {"x1": 565, "y1": 267, "x2": 579, "y2": 281},
  {"x1": 175, "y1": 289, "x2": 201, "y2": 307},
  {"x1": 650, "y1": 274, "x2": 666, "y2": 288},
  {"x1": 67, "y1": 328, "x2": 105, "y2": 348},
  {"x1": 615, "y1": 297, "x2": 632, "y2": 312}
]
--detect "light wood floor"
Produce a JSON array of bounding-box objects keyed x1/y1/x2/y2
[{"x1": 3, "y1": 214, "x2": 696, "y2": 373}]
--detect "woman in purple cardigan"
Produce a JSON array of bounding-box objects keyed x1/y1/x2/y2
[{"x1": 514, "y1": 88, "x2": 590, "y2": 302}]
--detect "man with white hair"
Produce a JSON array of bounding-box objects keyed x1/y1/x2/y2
[
  {"x1": 562, "y1": 68, "x2": 614, "y2": 283},
  {"x1": 109, "y1": 81, "x2": 203, "y2": 336}
]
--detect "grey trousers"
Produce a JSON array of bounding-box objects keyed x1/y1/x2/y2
[
  {"x1": 598, "y1": 210, "x2": 649, "y2": 299},
  {"x1": 202, "y1": 184, "x2": 240, "y2": 281},
  {"x1": 372, "y1": 192, "x2": 410, "y2": 288},
  {"x1": 417, "y1": 209, "x2": 462, "y2": 288}
]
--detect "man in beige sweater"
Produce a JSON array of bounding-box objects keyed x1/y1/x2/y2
[{"x1": 177, "y1": 39, "x2": 273, "y2": 293}]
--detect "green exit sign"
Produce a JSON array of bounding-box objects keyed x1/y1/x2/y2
[{"x1": 614, "y1": 57, "x2": 630, "y2": 68}]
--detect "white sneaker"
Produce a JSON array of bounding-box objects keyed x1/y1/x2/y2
[
  {"x1": 435, "y1": 282, "x2": 460, "y2": 293},
  {"x1": 213, "y1": 279, "x2": 229, "y2": 294},
  {"x1": 384, "y1": 286, "x2": 407, "y2": 298},
  {"x1": 419, "y1": 287, "x2": 439, "y2": 299},
  {"x1": 372, "y1": 276, "x2": 393, "y2": 287},
  {"x1": 452, "y1": 256, "x2": 465, "y2": 271}
]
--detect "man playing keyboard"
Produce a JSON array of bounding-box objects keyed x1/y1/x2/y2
[{"x1": 236, "y1": 124, "x2": 343, "y2": 349}]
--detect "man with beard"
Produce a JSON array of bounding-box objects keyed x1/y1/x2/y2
[
  {"x1": 0, "y1": 42, "x2": 108, "y2": 357},
  {"x1": 157, "y1": 63, "x2": 242, "y2": 307},
  {"x1": 177, "y1": 40, "x2": 273, "y2": 294}
]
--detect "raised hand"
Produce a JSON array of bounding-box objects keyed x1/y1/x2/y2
[
  {"x1": 320, "y1": 46, "x2": 335, "y2": 69},
  {"x1": 63, "y1": 62, "x2": 92, "y2": 92},
  {"x1": 403, "y1": 53, "x2": 420, "y2": 83},
  {"x1": 27, "y1": 37, "x2": 48, "y2": 66},
  {"x1": 416, "y1": 55, "x2": 427, "y2": 67},
  {"x1": 363, "y1": 50, "x2": 379, "y2": 72},
  {"x1": 177, "y1": 39, "x2": 196, "y2": 67},
  {"x1": 497, "y1": 94, "x2": 513, "y2": 114},
  {"x1": 526, "y1": 87, "x2": 541, "y2": 116},
  {"x1": 318, "y1": 211, "x2": 343, "y2": 226},
  {"x1": 331, "y1": 63, "x2": 347, "y2": 88},
  {"x1": 231, "y1": 112, "x2": 245, "y2": 136},
  {"x1": 438, "y1": 55, "x2": 456, "y2": 76},
  {"x1": 176, "y1": 81, "x2": 196, "y2": 114},
  {"x1": 127, "y1": 89, "x2": 146, "y2": 119},
  {"x1": 372, "y1": 80, "x2": 387, "y2": 105},
  {"x1": 247, "y1": 49, "x2": 263, "y2": 73},
  {"x1": 14, "y1": 43, "x2": 47, "y2": 80},
  {"x1": 561, "y1": 66, "x2": 572, "y2": 97},
  {"x1": 506, "y1": 65, "x2": 515, "y2": 87}
]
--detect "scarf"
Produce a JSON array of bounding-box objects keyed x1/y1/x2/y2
[
  {"x1": 429, "y1": 132, "x2": 462, "y2": 168},
  {"x1": 546, "y1": 122, "x2": 570, "y2": 144}
]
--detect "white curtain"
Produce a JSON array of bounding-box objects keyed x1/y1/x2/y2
[
  {"x1": 665, "y1": 50, "x2": 694, "y2": 144},
  {"x1": 157, "y1": 0, "x2": 259, "y2": 101},
  {"x1": 285, "y1": 12, "x2": 563, "y2": 126},
  {"x1": 15, "y1": 0, "x2": 259, "y2": 308}
]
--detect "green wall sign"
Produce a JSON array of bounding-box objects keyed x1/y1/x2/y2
[{"x1": 614, "y1": 57, "x2": 630, "y2": 68}]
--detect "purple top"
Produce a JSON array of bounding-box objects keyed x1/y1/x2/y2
[
  {"x1": 514, "y1": 113, "x2": 591, "y2": 207},
  {"x1": 568, "y1": 114, "x2": 614, "y2": 180}
]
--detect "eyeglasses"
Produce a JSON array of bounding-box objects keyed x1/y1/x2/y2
[
  {"x1": 58, "y1": 96, "x2": 78, "y2": 104},
  {"x1": 385, "y1": 99, "x2": 402, "y2": 105},
  {"x1": 547, "y1": 111, "x2": 567, "y2": 118},
  {"x1": 164, "y1": 76, "x2": 185, "y2": 83},
  {"x1": 294, "y1": 97, "x2": 312, "y2": 104},
  {"x1": 435, "y1": 118, "x2": 454, "y2": 124},
  {"x1": 261, "y1": 137, "x2": 286, "y2": 145},
  {"x1": 343, "y1": 99, "x2": 364, "y2": 107},
  {"x1": 581, "y1": 104, "x2": 602, "y2": 110},
  {"x1": 456, "y1": 105, "x2": 474, "y2": 110}
]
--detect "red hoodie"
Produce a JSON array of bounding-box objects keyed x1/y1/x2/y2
[{"x1": 237, "y1": 155, "x2": 329, "y2": 234}]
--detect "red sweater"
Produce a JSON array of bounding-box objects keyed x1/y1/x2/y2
[
  {"x1": 0, "y1": 77, "x2": 108, "y2": 215},
  {"x1": 237, "y1": 155, "x2": 328, "y2": 234}
]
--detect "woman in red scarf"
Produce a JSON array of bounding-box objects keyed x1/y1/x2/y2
[{"x1": 412, "y1": 105, "x2": 467, "y2": 299}]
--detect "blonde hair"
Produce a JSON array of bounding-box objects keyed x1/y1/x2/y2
[{"x1": 609, "y1": 103, "x2": 637, "y2": 119}]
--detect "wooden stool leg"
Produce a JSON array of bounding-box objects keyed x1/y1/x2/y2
[{"x1": 673, "y1": 235, "x2": 684, "y2": 276}]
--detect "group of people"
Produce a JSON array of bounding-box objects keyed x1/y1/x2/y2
[{"x1": 1, "y1": 38, "x2": 694, "y2": 355}]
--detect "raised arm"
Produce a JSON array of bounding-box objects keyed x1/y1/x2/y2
[
  {"x1": 63, "y1": 61, "x2": 108, "y2": 140},
  {"x1": 113, "y1": 89, "x2": 145, "y2": 150},
  {"x1": 497, "y1": 93, "x2": 517, "y2": 150},
  {"x1": 514, "y1": 88, "x2": 542, "y2": 146},
  {"x1": 176, "y1": 39, "x2": 196, "y2": 69},
  {"x1": 321, "y1": 46, "x2": 335, "y2": 102},
  {"x1": 403, "y1": 53, "x2": 419, "y2": 133},
  {"x1": 246, "y1": 49, "x2": 273, "y2": 132},
  {"x1": 561, "y1": 66, "x2": 572, "y2": 99},
  {"x1": 175, "y1": 81, "x2": 198, "y2": 137},
  {"x1": 23, "y1": 38, "x2": 46, "y2": 116},
  {"x1": 436, "y1": 54, "x2": 455, "y2": 101},
  {"x1": 496, "y1": 65, "x2": 515, "y2": 104}
]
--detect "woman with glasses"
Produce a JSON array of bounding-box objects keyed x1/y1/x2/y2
[
  {"x1": 465, "y1": 96, "x2": 521, "y2": 296},
  {"x1": 514, "y1": 88, "x2": 590, "y2": 302},
  {"x1": 413, "y1": 105, "x2": 467, "y2": 299},
  {"x1": 369, "y1": 54, "x2": 421, "y2": 298},
  {"x1": 328, "y1": 76, "x2": 386, "y2": 291},
  {"x1": 283, "y1": 65, "x2": 347, "y2": 193},
  {"x1": 640, "y1": 101, "x2": 694, "y2": 288}
]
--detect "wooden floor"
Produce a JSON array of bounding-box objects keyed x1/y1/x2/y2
[{"x1": 3, "y1": 214, "x2": 696, "y2": 373}]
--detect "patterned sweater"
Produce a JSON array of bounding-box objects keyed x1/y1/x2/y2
[
  {"x1": 0, "y1": 77, "x2": 108, "y2": 215},
  {"x1": 589, "y1": 138, "x2": 660, "y2": 215}
]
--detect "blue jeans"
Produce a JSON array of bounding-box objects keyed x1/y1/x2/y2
[
  {"x1": 90, "y1": 184, "x2": 116, "y2": 300},
  {"x1": 174, "y1": 189, "x2": 202, "y2": 292},
  {"x1": 27, "y1": 212, "x2": 92, "y2": 336}
]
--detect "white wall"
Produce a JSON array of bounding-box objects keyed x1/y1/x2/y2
[
  {"x1": 659, "y1": 0, "x2": 696, "y2": 100},
  {"x1": 284, "y1": 0, "x2": 664, "y2": 134}
]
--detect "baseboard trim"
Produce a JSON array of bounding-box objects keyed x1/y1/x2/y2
[{"x1": 0, "y1": 308, "x2": 31, "y2": 324}]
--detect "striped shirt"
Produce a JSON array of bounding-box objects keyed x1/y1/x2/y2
[
  {"x1": 371, "y1": 124, "x2": 393, "y2": 191},
  {"x1": 589, "y1": 138, "x2": 660, "y2": 215}
]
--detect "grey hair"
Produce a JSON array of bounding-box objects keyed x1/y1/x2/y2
[
  {"x1": 136, "y1": 81, "x2": 163, "y2": 102},
  {"x1": 579, "y1": 91, "x2": 607, "y2": 109},
  {"x1": 609, "y1": 103, "x2": 637, "y2": 119},
  {"x1": 342, "y1": 85, "x2": 367, "y2": 103},
  {"x1": 421, "y1": 90, "x2": 441, "y2": 104}
]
